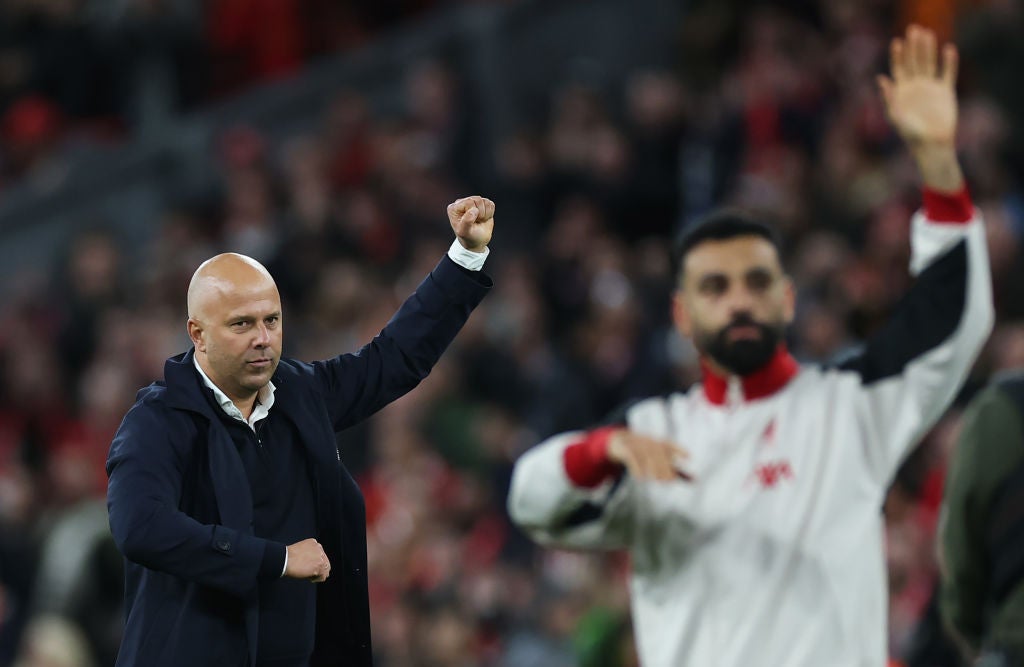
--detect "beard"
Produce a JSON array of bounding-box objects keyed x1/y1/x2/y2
[{"x1": 696, "y1": 314, "x2": 785, "y2": 376}]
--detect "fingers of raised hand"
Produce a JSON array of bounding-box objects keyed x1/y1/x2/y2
[
  {"x1": 480, "y1": 197, "x2": 495, "y2": 222},
  {"x1": 892, "y1": 25, "x2": 955, "y2": 85},
  {"x1": 919, "y1": 26, "x2": 936, "y2": 78},
  {"x1": 448, "y1": 196, "x2": 495, "y2": 226},
  {"x1": 449, "y1": 197, "x2": 478, "y2": 225},
  {"x1": 941, "y1": 43, "x2": 958, "y2": 87},
  {"x1": 890, "y1": 37, "x2": 907, "y2": 82},
  {"x1": 904, "y1": 24, "x2": 931, "y2": 77}
]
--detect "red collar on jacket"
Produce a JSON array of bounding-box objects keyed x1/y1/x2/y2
[{"x1": 700, "y1": 345, "x2": 799, "y2": 405}]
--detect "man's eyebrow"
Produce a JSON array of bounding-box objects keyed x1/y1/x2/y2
[
  {"x1": 226, "y1": 310, "x2": 282, "y2": 321},
  {"x1": 694, "y1": 272, "x2": 728, "y2": 288}
]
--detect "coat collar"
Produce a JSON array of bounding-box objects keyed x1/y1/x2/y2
[
  {"x1": 162, "y1": 349, "x2": 338, "y2": 472},
  {"x1": 700, "y1": 345, "x2": 800, "y2": 405},
  {"x1": 163, "y1": 349, "x2": 216, "y2": 416},
  {"x1": 163, "y1": 349, "x2": 303, "y2": 424}
]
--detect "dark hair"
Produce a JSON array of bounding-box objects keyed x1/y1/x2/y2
[{"x1": 671, "y1": 209, "x2": 783, "y2": 284}]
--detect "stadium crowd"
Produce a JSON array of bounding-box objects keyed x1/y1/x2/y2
[{"x1": 1, "y1": 0, "x2": 1023, "y2": 665}]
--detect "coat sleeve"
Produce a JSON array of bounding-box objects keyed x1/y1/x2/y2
[
  {"x1": 838, "y1": 208, "x2": 994, "y2": 487},
  {"x1": 508, "y1": 431, "x2": 637, "y2": 550},
  {"x1": 508, "y1": 400, "x2": 653, "y2": 551},
  {"x1": 307, "y1": 255, "x2": 490, "y2": 431},
  {"x1": 106, "y1": 403, "x2": 285, "y2": 600}
]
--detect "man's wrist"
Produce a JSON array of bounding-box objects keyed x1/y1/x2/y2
[
  {"x1": 910, "y1": 141, "x2": 964, "y2": 193},
  {"x1": 448, "y1": 239, "x2": 489, "y2": 271}
]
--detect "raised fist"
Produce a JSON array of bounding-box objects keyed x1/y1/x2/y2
[{"x1": 447, "y1": 195, "x2": 494, "y2": 252}]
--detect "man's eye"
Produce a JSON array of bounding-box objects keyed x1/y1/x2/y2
[
  {"x1": 700, "y1": 278, "x2": 727, "y2": 295},
  {"x1": 749, "y1": 276, "x2": 770, "y2": 291}
]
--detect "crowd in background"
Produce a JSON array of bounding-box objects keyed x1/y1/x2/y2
[
  {"x1": 1, "y1": 0, "x2": 1024, "y2": 665},
  {"x1": 0, "y1": 0, "x2": 461, "y2": 187}
]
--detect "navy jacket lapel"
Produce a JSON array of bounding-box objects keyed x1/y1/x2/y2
[
  {"x1": 163, "y1": 350, "x2": 253, "y2": 532},
  {"x1": 266, "y1": 370, "x2": 339, "y2": 470}
]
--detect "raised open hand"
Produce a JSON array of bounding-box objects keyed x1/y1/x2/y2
[{"x1": 877, "y1": 24, "x2": 958, "y2": 148}]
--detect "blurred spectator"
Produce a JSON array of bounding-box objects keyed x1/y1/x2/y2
[
  {"x1": 1, "y1": 95, "x2": 63, "y2": 188},
  {"x1": 12, "y1": 614, "x2": 94, "y2": 667},
  {"x1": 940, "y1": 368, "x2": 1024, "y2": 665}
]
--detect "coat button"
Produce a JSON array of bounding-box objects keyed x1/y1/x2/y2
[{"x1": 217, "y1": 540, "x2": 231, "y2": 551}]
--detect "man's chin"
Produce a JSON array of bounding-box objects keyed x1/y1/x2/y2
[
  {"x1": 712, "y1": 343, "x2": 777, "y2": 376},
  {"x1": 242, "y1": 363, "x2": 277, "y2": 385}
]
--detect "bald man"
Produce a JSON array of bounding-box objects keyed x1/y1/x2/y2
[{"x1": 106, "y1": 197, "x2": 495, "y2": 667}]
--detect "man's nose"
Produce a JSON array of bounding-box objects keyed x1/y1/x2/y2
[
  {"x1": 726, "y1": 286, "x2": 758, "y2": 315},
  {"x1": 253, "y1": 322, "x2": 271, "y2": 347}
]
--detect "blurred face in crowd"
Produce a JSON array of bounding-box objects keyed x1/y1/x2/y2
[
  {"x1": 187, "y1": 253, "x2": 282, "y2": 406},
  {"x1": 673, "y1": 235, "x2": 794, "y2": 376}
]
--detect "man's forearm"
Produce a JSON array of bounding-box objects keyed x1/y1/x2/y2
[{"x1": 911, "y1": 141, "x2": 964, "y2": 193}]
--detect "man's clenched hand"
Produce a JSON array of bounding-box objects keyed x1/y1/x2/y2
[
  {"x1": 448, "y1": 196, "x2": 494, "y2": 252},
  {"x1": 285, "y1": 538, "x2": 331, "y2": 583}
]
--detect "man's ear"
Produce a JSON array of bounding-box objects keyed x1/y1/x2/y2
[
  {"x1": 187, "y1": 318, "x2": 205, "y2": 352},
  {"x1": 672, "y1": 291, "x2": 693, "y2": 338}
]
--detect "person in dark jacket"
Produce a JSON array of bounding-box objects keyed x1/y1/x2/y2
[
  {"x1": 940, "y1": 369, "x2": 1024, "y2": 666},
  {"x1": 106, "y1": 196, "x2": 495, "y2": 667}
]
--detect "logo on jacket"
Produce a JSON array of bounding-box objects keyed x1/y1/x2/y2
[{"x1": 750, "y1": 460, "x2": 794, "y2": 489}]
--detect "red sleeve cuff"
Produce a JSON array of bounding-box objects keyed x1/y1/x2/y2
[
  {"x1": 922, "y1": 186, "x2": 973, "y2": 224},
  {"x1": 563, "y1": 426, "x2": 623, "y2": 488}
]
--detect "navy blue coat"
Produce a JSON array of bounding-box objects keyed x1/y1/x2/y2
[{"x1": 106, "y1": 257, "x2": 490, "y2": 666}]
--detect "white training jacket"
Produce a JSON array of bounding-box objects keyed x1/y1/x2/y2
[{"x1": 509, "y1": 206, "x2": 993, "y2": 667}]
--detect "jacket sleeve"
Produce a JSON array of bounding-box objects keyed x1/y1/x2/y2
[
  {"x1": 508, "y1": 430, "x2": 637, "y2": 550},
  {"x1": 508, "y1": 399, "x2": 657, "y2": 550},
  {"x1": 308, "y1": 255, "x2": 490, "y2": 431},
  {"x1": 106, "y1": 403, "x2": 285, "y2": 600},
  {"x1": 838, "y1": 206, "x2": 994, "y2": 486},
  {"x1": 938, "y1": 385, "x2": 1015, "y2": 652}
]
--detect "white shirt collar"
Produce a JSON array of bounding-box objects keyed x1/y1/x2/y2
[{"x1": 192, "y1": 354, "x2": 275, "y2": 430}]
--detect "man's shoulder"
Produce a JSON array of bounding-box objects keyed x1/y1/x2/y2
[
  {"x1": 121, "y1": 381, "x2": 194, "y2": 428},
  {"x1": 130, "y1": 381, "x2": 169, "y2": 410},
  {"x1": 273, "y1": 357, "x2": 321, "y2": 385}
]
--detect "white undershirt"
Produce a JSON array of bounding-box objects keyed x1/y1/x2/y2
[{"x1": 193, "y1": 356, "x2": 275, "y2": 431}]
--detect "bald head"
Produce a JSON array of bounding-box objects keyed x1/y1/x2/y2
[
  {"x1": 186, "y1": 253, "x2": 283, "y2": 410},
  {"x1": 187, "y1": 253, "x2": 277, "y2": 323}
]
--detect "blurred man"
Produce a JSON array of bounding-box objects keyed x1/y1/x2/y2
[
  {"x1": 940, "y1": 369, "x2": 1024, "y2": 665},
  {"x1": 106, "y1": 197, "x2": 494, "y2": 666},
  {"x1": 508, "y1": 26, "x2": 993, "y2": 667}
]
